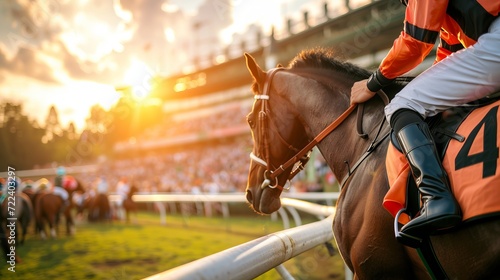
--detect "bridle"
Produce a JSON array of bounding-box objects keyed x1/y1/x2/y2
[{"x1": 249, "y1": 67, "x2": 360, "y2": 191}]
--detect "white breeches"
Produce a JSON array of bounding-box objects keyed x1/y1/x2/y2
[
  {"x1": 53, "y1": 187, "x2": 69, "y2": 201},
  {"x1": 385, "y1": 17, "x2": 500, "y2": 123}
]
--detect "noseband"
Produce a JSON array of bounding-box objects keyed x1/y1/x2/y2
[{"x1": 249, "y1": 68, "x2": 358, "y2": 191}]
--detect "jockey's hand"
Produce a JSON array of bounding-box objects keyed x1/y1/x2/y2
[{"x1": 350, "y1": 79, "x2": 376, "y2": 105}]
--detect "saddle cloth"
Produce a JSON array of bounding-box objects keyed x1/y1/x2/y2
[{"x1": 384, "y1": 99, "x2": 500, "y2": 224}]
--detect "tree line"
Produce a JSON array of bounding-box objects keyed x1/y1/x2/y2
[{"x1": 0, "y1": 94, "x2": 162, "y2": 170}]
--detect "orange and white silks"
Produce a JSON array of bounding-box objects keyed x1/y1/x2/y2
[{"x1": 384, "y1": 99, "x2": 500, "y2": 224}]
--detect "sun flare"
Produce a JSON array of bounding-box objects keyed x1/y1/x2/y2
[{"x1": 124, "y1": 59, "x2": 156, "y2": 101}]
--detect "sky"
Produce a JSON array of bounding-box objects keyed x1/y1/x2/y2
[{"x1": 0, "y1": 0, "x2": 318, "y2": 132}]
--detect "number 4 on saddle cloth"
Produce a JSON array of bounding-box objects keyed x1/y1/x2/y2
[{"x1": 384, "y1": 95, "x2": 500, "y2": 234}]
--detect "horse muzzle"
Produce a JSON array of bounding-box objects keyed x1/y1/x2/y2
[{"x1": 246, "y1": 185, "x2": 282, "y2": 214}]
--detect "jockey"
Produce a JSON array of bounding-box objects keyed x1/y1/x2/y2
[
  {"x1": 96, "y1": 176, "x2": 109, "y2": 195},
  {"x1": 62, "y1": 175, "x2": 78, "y2": 192},
  {"x1": 35, "y1": 178, "x2": 50, "y2": 191},
  {"x1": 116, "y1": 177, "x2": 130, "y2": 206},
  {"x1": 350, "y1": 1, "x2": 500, "y2": 237},
  {"x1": 0, "y1": 178, "x2": 5, "y2": 194},
  {"x1": 0, "y1": 177, "x2": 21, "y2": 203},
  {"x1": 21, "y1": 179, "x2": 34, "y2": 191},
  {"x1": 0, "y1": 176, "x2": 21, "y2": 192},
  {"x1": 115, "y1": 177, "x2": 130, "y2": 220},
  {"x1": 53, "y1": 166, "x2": 70, "y2": 205}
]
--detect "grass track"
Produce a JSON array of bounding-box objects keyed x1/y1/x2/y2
[{"x1": 1, "y1": 211, "x2": 345, "y2": 280}]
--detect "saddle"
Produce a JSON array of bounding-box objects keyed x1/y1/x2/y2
[{"x1": 385, "y1": 94, "x2": 500, "y2": 226}]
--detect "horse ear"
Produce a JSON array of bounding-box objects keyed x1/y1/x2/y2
[{"x1": 244, "y1": 52, "x2": 266, "y2": 85}]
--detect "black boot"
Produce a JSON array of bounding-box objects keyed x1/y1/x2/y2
[{"x1": 396, "y1": 121, "x2": 462, "y2": 236}]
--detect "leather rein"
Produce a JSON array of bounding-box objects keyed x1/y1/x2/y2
[{"x1": 250, "y1": 68, "x2": 389, "y2": 191}]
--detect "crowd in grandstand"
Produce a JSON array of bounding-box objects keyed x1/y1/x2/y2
[
  {"x1": 142, "y1": 102, "x2": 249, "y2": 142},
  {"x1": 97, "y1": 138, "x2": 253, "y2": 195},
  {"x1": 6, "y1": 140, "x2": 335, "y2": 200}
]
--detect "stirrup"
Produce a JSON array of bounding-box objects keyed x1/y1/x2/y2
[{"x1": 394, "y1": 208, "x2": 422, "y2": 248}]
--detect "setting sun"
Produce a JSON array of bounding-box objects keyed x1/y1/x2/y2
[{"x1": 124, "y1": 58, "x2": 156, "y2": 101}]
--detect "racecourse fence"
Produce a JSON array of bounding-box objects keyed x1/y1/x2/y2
[
  {"x1": 107, "y1": 192, "x2": 353, "y2": 280},
  {"x1": 108, "y1": 192, "x2": 338, "y2": 226}
]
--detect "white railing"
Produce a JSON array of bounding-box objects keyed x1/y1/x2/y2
[
  {"x1": 146, "y1": 197, "x2": 335, "y2": 280},
  {"x1": 110, "y1": 192, "x2": 339, "y2": 203},
  {"x1": 145, "y1": 213, "x2": 335, "y2": 280},
  {"x1": 110, "y1": 192, "x2": 346, "y2": 279},
  {"x1": 108, "y1": 192, "x2": 339, "y2": 226}
]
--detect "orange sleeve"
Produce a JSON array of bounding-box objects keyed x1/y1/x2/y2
[
  {"x1": 379, "y1": 32, "x2": 435, "y2": 79},
  {"x1": 378, "y1": 0, "x2": 449, "y2": 79},
  {"x1": 435, "y1": 29, "x2": 463, "y2": 63}
]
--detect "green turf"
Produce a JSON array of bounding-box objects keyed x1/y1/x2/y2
[{"x1": 1, "y1": 211, "x2": 345, "y2": 280}]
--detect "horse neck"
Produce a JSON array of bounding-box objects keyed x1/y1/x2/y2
[{"x1": 288, "y1": 70, "x2": 388, "y2": 182}]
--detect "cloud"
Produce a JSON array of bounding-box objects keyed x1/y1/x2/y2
[
  {"x1": 0, "y1": 0, "x2": 198, "y2": 86},
  {"x1": 1, "y1": 0, "x2": 126, "y2": 83},
  {"x1": 5, "y1": 0, "x2": 64, "y2": 44},
  {"x1": 108, "y1": 0, "x2": 196, "y2": 75},
  {"x1": 0, "y1": 44, "x2": 59, "y2": 83},
  {"x1": 58, "y1": 40, "x2": 125, "y2": 84}
]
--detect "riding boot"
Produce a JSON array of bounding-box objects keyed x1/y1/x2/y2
[{"x1": 392, "y1": 111, "x2": 462, "y2": 237}]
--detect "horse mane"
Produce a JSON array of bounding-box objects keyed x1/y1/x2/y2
[
  {"x1": 287, "y1": 48, "x2": 413, "y2": 97},
  {"x1": 252, "y1": 47, "x2": 411, "y2": 100},
  {"x1": 287, "y1": 48, "x2": 371, "y2": 80}
]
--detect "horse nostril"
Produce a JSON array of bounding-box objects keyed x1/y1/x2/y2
[{"x1": 246, "y1": 190, "x2": 253, "y2": 204}]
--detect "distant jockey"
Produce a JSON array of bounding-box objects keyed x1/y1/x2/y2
[
  {"x1": 63, "y1": 175, "x2": 78, "y2": 192},
  {"x1": 53, "y1": 166, "x2": 70, "y2": 206},
  {"x1": 0, "y1": 177, "x2": 5, "y2": 194},
  {"x1": 21, "y1": 179, "x2": 34, "y2": 191},
  {"x1": 34, "y1": 178, "x2": 51, "y2": 192},
  {"x1": 115, "y1": 177, "x2": 130, "y2": 220},
  {"x1": 0, "y1": 176, "x2": 21, "y2": 193},
  {"x1": 0, "y1": 176, "x2": 21, "y2": 204}
]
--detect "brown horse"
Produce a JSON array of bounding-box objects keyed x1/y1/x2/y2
[
  {"x1": 86, "y1": 193, "x2": 111, "y2": 222},
  {"x1": 27, "y1": 177, "x2": 86, "y2": 239},
  {"x1": 243, "y1": 50, "x2": 500, "y2": 279},
  {"x1": 123, "y1": 184, "x2": 138, "y2": 223},
  {"x1": 1, "y1": 192, "x2": 33, "y2": 245},
  {"x1": 34, "y1": 192, "x2": 65, "y2": 239}
]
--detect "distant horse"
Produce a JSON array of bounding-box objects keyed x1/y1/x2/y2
[
  {"x1": 0, "y1": 192, "x2": 33, "y2": 245},
  {"x1": 243, "y1": 51, "x2": 500, "y2": 279},
  {"x1": 123, "y1": 185, "x2": 139, "y2": 223},
  {"x1": 34, "y1": 192, "x2": 64, "y2": 239},
  {"x1": 28, "y1": 176, "x2": 85, "y2": 239},
  {"x1": 87, "y1": 193, "x2": 111, "y2": 222}
]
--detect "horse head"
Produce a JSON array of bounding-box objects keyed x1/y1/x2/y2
[
  {"x1": 244, "y1": 53, "x2": 316, "y2": 214},
  {"x1": 243, "y1": 49, "x2": 382, "y2": 215}
]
